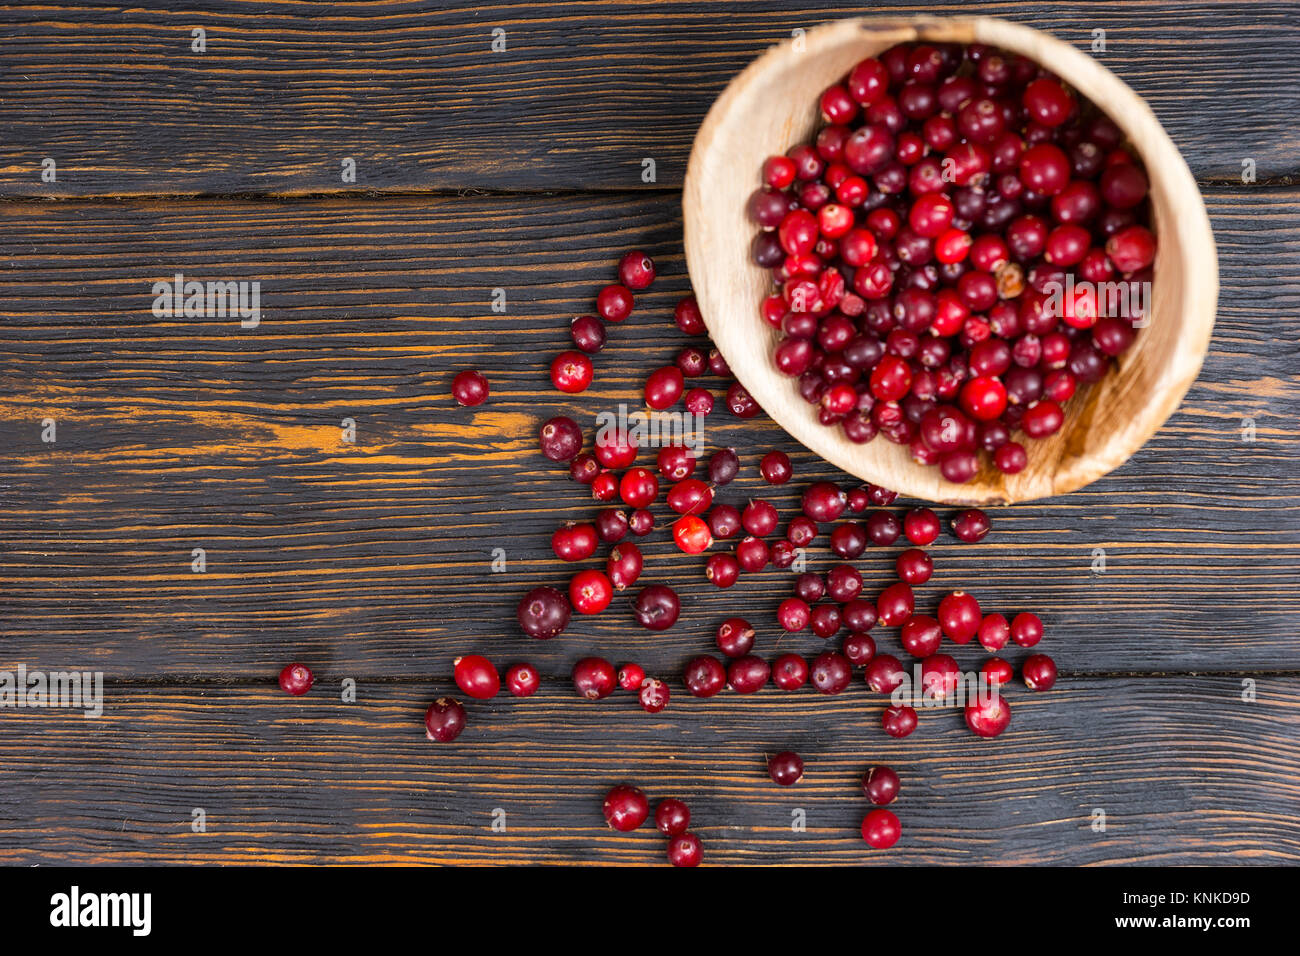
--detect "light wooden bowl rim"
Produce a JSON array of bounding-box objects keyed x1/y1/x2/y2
[{"x1": 683, "y1": 16, "x2": 1218, "y2": 504}]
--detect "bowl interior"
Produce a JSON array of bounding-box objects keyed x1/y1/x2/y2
[{"x1": 683, "y1": 16, "x2": 1217, "y2": 504}]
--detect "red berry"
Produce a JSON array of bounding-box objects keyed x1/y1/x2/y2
[
  {"x1": 705, "y1": 552, "x2": 740, "y2": 588},
  {"x1": 550, "y1": 350, "x2": 593, "y2": 393},
  {"x1": 453, "y1": 654, "x2": 500, "y2": 699},
  {"x1": 539, "y1": 416, "x2": 583, "y2": 462},
  {"x1": 602, "y1": 784, "x2": 648, "y2": 830},
  {"x1": 655, "y1": 798, "x2": 691, "y2": 836},
  {"x1": 424, "y1": 698, "x2": 466, "y2": 742},
  {"x1": 877, "y1": 582, "x2": 914, "y2": 627},
  {"x1": 667, "y1": 832, "x2": 702, "y2": 867},
  {"x1": 1022, "y1": 653, "x2": 1057, "y2": 691},
  {"x1": 965, "y1": 692, "x2": 1012, "y2": 737},
  {"x1": 517, "y1": 586, "x2": 570, "y2": 639},
  {"x1": 760, "y1": 450, "x2": 793, "y2": 484},
  {"x1": 978, "y1": 613, "x2": 1011, "y2": 651},
  {"x1": 903, "y1": 507, "x2": 940, "y2": 545},
  {"x1": 862, "y1": 766, "x2": 900, "y2": 805},
  {"x1": 570, "y1": 314, "x2": 606, "y2": 353},
  {"x1": 865, "y1": 654, "x2": 906, "y2": 694},
  {"x1": 619, "y1": 467, "x2": 659, "y2": 508},
  {"x1": 952, "y1": 508, "x2": 991, "y2": 542},
  {"x1": 451, "y1": 369, "x2": 489, "y2": 406},
  {"x1": 645, "y1": 366, "x2": 685, "y2": 410},
  {"x1": 896, "y1": 548, "x2": 933, "y2": 584},
  {"x1": 278, "y1": 663, "x2": 313, "y2": 696},
  {"x1": 882, "y1": 704, "x2": 918, "y2": 738},
  {"x1": 618, "y1": 250, "x2": 656, "y2": 290},
  {"x1": 552, "y1": 522, "x2": 598, "y2": 561},
  {"x1": 768, "y1": 751, "x2": 804, "y2": 786},
  {"x1": 573, "y1": 657, "x2": 618, "y2": 700},
  {"x1": 716, "y1": 617, "x2": 755, "y2": 658},
  {"x1": 861, "y1": 809, "x2": 902, "y2": 848},
  {"x1": 617, "y1": 663, "x2": 646, "y2": 692},
  {"x1": 938, "y1": 590, "x2": 982, "y2": 643},
  {"x1": 1011, "y1": 611, "x2": 1044, "y2": 647},
  {"x1": 727, "y1": 655, "x2": 770, "y2": 693},
  {"x1": 596, "y1": 283, "x2": 634, "y2": 322},
  {"x1": 772, "y1": 653, "x2": 809, "y2": 690},
  {"x1": 683, "y1": 655, "x2": 727, "y2": 697},
  {"x1": 607, "y1": 543, "x2": 643, "y2": 591},
  {"x1": 639, "y1": 678, "x2": 670, "y2": 713},
  {"x1": 673, "y1": 514, "x2": 713, "y2": 555},
  {"x1": 570, "y1": 570, "x2": 613, "y2": 615},
  {"x1": 633, "y1": 585, "x2": 680, "y2": 631},
  {"x1": 505, "y1": 663, "x2": 540, "y2": 697}
]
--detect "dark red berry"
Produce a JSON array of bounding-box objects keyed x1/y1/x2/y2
[
  {"x1": 517, "y1": 586, "x2": 570, "y2": 639},
  {"x1": 861, "y1": 809, "x2": 901, "y2": 848},
  {"x1": 865, "y1": 654, "x2": 906, "y2": 694},
  {"x1": 882, "y1": 704, "x2": 918, "y2": 738},
  {"x1": 667, "y1": 832, "x2": 702, "y2": 867},
  {"x1": 539, "y1": 416, "x2": 583, "y2": 462},
  {"x1": 618, "y1": 250, "x2": 656, "y2": 290},
  {"x1": 596, "y1": 284, "x2": 634, "y2": 322},
  {"x1": 896, "y1": 548, "x2": 933, "y2": 585},
  {"x1": 727, "y1": 655, "x2": 770, "y2": 694},
  {"x1": 1023, "y1": 653, "x2": 1057, "y2": 691},
  {"x1": 552, "y1": 522, "x2": 599, "y2": 562},
  {"x1": 768, "y1": 751, "x2": 804, "y2": 786},
  {"x1": 716, "y1": 617, "x2": 755, "y2": 658},
  {"x1": 965, "y1": 692, "x2": 1012, "y2": 737},
  {"x1": 573, "y1": 657, "x2": 618, "y2": 700},
  {"x1": 684, "y1": 655, "x2": 727, "y2": 697},
  {"x1": 451, "y1": 369, "x2": 489, "y2": 407},
  {"x1": 938, "y1": 591, "x2": 981, "y2": 643},
  {"x1": 634, "y1": 585, "x2": 680, "y2": 631},
  {"x1": 759, "y1": 450, "x2": 793, "y2": 484},
  {"x1": 842, "y1": 598, "x2": 878, "y2": 631},
  {"x1": 424, "y1": 698, "x2": 467, "y2": 742},
  {"x1": 639, "y1": 678, "x2": 670, "y2": 713},
  {"x1": 607, "y1": 543, "x2": 644, "y2": 590},
  {"x1": 862, "y1": 765, "x2": 900, "y2": 805},
  {"x1": 952, "y1": 508, "x2": 991, "y2": 542},
  {"x1": 570, "y1": 314, "x2": 606, "y2": 353},
  {"x1": 674, "y1": 295, "x2": 706, "y2": 335},
  {"x1": 708, "y1": 448, "x2": 740, "y2": 485},
  {"x1": 810, "y1": 652, "x2": 853, "y2": 694},
  {"x1": 656, "y1": 798, "x2": 691, "y2": 836},
  {"x1": 603, "y1": 784, "x2": 648, "y2": 830},
  {"x1": 705, "y1": 552, "x2": 740, "y2": 588}
]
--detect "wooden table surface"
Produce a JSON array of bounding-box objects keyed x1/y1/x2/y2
[{"x1": 2, "y1": 1, "x2": 1298, "y2": 865}]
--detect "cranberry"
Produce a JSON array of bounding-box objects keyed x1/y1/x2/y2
[
  {"x1": 570, "y1": 453, "x2": 600, "y2": 484},
  {"x1": 655, "y1": 798, "x2": 691, "y2": 836},
  {"x1": 603, "y1": 784, "x2": 648, "y2": 831},
  {"x1": 634, "y1": 585, "x2": 680, "y2": 631},
  {"x1": 827, "y1": 564, "x2": 863, "y2": 603},
  {"x1": 538, "y1": 416, "x2": 583, "y2": 462},
  {"x1": 896, "y1": 548, "x2": 934, "y2": 585},
  {"x1": 842, "y1": 598, "x2": 878, "y2": 631},
  {"x1": 810, "y1": 652, "x2": 853, "y2": 694},
  {"x1": 570, "y1": 569, "x2": 614, "y2": 615},
  {"x1": 657, "y1": 445, "x2": 696, "y2": 481},
  {"x1": 1019, "y1": 143, "x2": 1070, "y2": 195},
  {"x1": 760, "y1": 450, "x2": 793, "y2": 484},
  {"x1": 708, "y1": 504, "x2": 742, "y2": 540},
  {"x1": 672, "y1": 515, "x2": 713, "y2": 555},
  {"x1": 618, "y1": 663, "x2": 646, "y2": 691},
  {"x1": 595, "y1": 507, "x2": 629, "y2": 543},
  {"x1": 570, "y1": 314, "x2": 606, "y2": 353},
  {"x1": 639, "y1": 678, "x2": 670, "y2": 713},
  {"x1": 451, "y1": 369, "x2": 489, "y2": 407},
  {"x1": 618, "y1": 249, "x2": 656, "y2": 290},
  {"x1": 453, "y1": 654, "x2": 500, "y2": 699},
  {"x1": 952, "y1": 507, "x2": 991, "y2": 542},
  {"x1": 706, "y1": 551, "x2": 740, "y2": 588},
  {"x1": 842, "y1": 631, "x2": 876, "y2": 666},
  {"x1": 959, "y1": 375, "x2": 1008, "y2": 421},
  {"x1": 1101, "y1": 162, "x2": 1148, "y2": 209},
  {"x1": 607, "y1": 543, "x2": 643, "y2": 591},
  {"x1": 552, "y1": 522, "x2": 598, "y2": 562},
  {"x1": 920, "y1": 653, "x2": 961, "y2": 699},
  {"x1": 901, "y1": 614, "x2": 943, "y2": 658},
  {"x1": 683, "y1": 655, "x2": 727, "y2": 697},
  {"x1": 643, "y1": 366, "x2": 685, "y2": 411},
  {"x1": 903, "y1": 507, "x2": 940, "y2": 545},
  {"x1": 517, "y1": 586, "x2": 570, "y2": 639},
  {"x1": 772, "y1": 653, "x2": 809, "y2": 690},
  {"x1": 684, "y1": 388, "x2": 714, "y2": 415},
  {"x1": 861, "y1": 808, "x2": 901, "y2": 848},
  {"x1": 424, "y1": 698, "x2": 466, "y2": 742},
  {"x1": 981, "y1": 656, "x2": 1014, "y2": 687},
  {"x1": 810, "y1": 604, "x2": 843, "y2": 639},
  {"x1": 994, "y1": 441, "x2": 1028, "y2": 473},
  {"x1": 877, "y1": 582, "x2": 915, "y2": 627},
  {"x1": 708, "y1": 349, "x2": 731, "y2": 376},
  {"x1": 716, "y1": 617, "x2": 755, "y2": 658},
  {"x1": 938, "y1": 590, "x2": 982, "y2": 643},
  {"x1": 829, "y1": 521, "x2": 868, "y2": 559},
  {"x1": 862, "y1": 766, "x2": 900, "y2": 806},
  {"x1": 1022, "y1": 77, "x2": 1072, "y2": 126},
  {"x1": 573, "y1": 657, "x2": 618, "y2": 700},
  {"x1": 667, "y1": 832, "x2": 702, "y2": 867},
  {"x1": 595, "y1": 432, "x2": 638, "y2": 468},
  {"x1": 865, "y1": 654, "x2": 906, "y2": 694},
  {"x1": 965, "y1": 692, "x2": 1012, "y2": 737},
  {"x1": 882, "y1": 704, "x2": 918, "y2": 738},
  {"x1": 794, "y1": 572, "x2": 826, "y2": 603},
  {"x1": 728, "y1": 655, "x2": 770, "y2": 693},
  {"x1": 677, "y1": 346, "x2": 707, "y2": 376},
  {"x1": 787, "y1": 515, "x2": 818, "y2": 547},
  {"x1": 865, "y1": 510, "x2": 901, "y2": 546},
  {"x1": 278, "y1": 663, "x2": 314, "y2": 696},
  {"x1": 708, "y1": 447, "x2": 740, "y2": 485},
  {"x1": 1011, "y1": 611, "x2": 1044, "y2": 647},
  {"x1": 629, "y1": 508, "x2": 654, "y2": 536},
  {"x1": 667, "y1": 478, "x2": 713, "y2": 515},
  {"x1": 1106, "y1": 224, "x2": 1156, "y2": 272},
  {"x1": 550, "y1": 350, "x2": 593, "y2": 393},
  {"x1": 619, "y1": 468, "x2": 659, "y2": 509},
  {"x1": 978, "y1": 613, "x2": 1011, "y2": 651},
  {"x1": 768, "y1": 751, "x2": 804, "y2": 786},
  {"x1": 1022, "y1": 653, "x2": 1058, "y2": 691},
  {"x1": 777, "y1": 598, "x2": 810, "y2": 633},
  {"x1": 771, "y1": 540, "x2": 797, "y2": 568},
  {"x1": 742, "y1": 499, "x2": 779, "y2": 536},
  {"x1": 505, "y1": 663, "x2": 540, "y2": 697},
  {"x1": 1021, "y1": 399, "x2": 1064, "y2": 438},
  {"x1": 726, "y1": 381, "x2": 761, "y2": 418},
  {"x1": 589, "y1": 474, "x2": 617, "y2": 506},
  {"x1": 802, "y1": 481, "x2": 847, "y2": 522},
  {"x1": 596, "y1": 283, "x2": 633, "y2": 322}
]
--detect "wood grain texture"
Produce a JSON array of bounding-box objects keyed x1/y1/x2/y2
[
  {"x1": 0, "y1": 0, "x2": 1296, "y2": 198},
  {"x1": 1, "y1": 189, "x2": 1297, "y2": 677},
  {"x1": 0, "y1": 677, "x2": 1295, "y2": 865}
]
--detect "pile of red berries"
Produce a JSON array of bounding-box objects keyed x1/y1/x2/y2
[
  {"x1": 751, "y1": 41, "x2": 1155, "y2": 482},
  {"x1": 604, "y1": 785, "x2": 703, "y2": 866}
]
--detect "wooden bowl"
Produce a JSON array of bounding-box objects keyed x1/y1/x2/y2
[{"x1": 683, "y1": 16, "x2": 1218, "y2": 504}]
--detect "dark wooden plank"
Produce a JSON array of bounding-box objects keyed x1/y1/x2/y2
[
  {"x1": 0, "y1": 676, "x2": 1295, "y2": 864},
  {"x1": 0, "y1": 0, "x2": 1295, "y2": 197},
  {"x1": 1, "y1": 188, "x2": 1298, "y2": 677}
]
